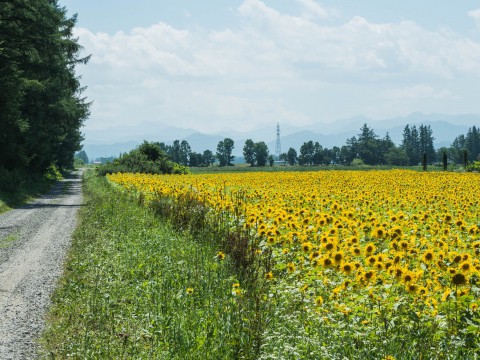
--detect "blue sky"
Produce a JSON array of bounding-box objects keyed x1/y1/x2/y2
[{"x1": 59, "y1": 0, "x2": 480, "y2": 143}]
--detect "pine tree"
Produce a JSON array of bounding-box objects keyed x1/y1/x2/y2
[{"x1": 0, "y1": 0, "x2": 90, "y2": 175}]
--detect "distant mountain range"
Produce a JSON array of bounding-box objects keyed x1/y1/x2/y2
[{"x1": 82, "y1": 112, "x2": 480, "y2": 162}]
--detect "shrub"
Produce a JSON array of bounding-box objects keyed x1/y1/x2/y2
[
  {"x1": 0, "y1": 167, "x2": 26, "y2": 192},
  {"x1": 96, "y1": 141, "x2": 189, "y2": 176}
]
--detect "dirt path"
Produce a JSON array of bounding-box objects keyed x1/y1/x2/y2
[{"x1": 0, "y1": 170, "x2": 83, "y2": 359}]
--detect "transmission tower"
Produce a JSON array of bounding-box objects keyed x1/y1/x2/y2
[{"x1": 275, "y1": 123, "x2": 281, "y2": 161}]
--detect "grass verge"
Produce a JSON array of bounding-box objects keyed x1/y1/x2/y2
[
  {"x1": 40, "y1": 170, "x2": 264, "y2": 359},
  {"x1": 0, "y1": 177, "x2": 54, "y2": 214}
]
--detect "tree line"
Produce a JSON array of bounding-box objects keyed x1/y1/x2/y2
[
  {"x1": 0, "y1": 0, "x2": 89, "y2": 185},
  {"x1": 146, "y1": 123, "x2": 480, "y2": 168}
]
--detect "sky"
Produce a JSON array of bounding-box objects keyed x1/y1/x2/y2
[{"x1": 58, "y1": 0, "x2": 480, "y2": 143}]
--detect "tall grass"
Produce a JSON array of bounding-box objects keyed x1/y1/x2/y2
[{"x1": 41, "y1": 171, "x2": 266, "y2": 359}]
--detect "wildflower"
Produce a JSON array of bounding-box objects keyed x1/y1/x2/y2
[
  {"x1": 321, "y1": 257, "x2": 333, "y2": 268},
  {"x1": 364, "y1": 270, "x2": 376, "y2": 282},
  {"x1": 287, "y1": 262, "x2": 295, "y2": 272},
  {"x1": 341, "y1": 262, "x2": 354, "y2": 275},
  {"x1": 301, "y1": 241, "x2": 313, "y2": 253},
  {"x1": 418, "y1": 286, "x2": 428, "y2": 297},
  {"x1": 186, "y1": 287, "x2": 194, "y2": 295},
  {"x1": 352, "y1": 247, "x2": 361, "y2": 256},
  {"x1": 232, "y1": 283, "x2": 242, "y2": 296},
  {"x1": 315, "y1": 295, "x2": 324, "y2": 306},
  {"x1": 364, "y1": 242, "x2": 376, "y2": 255},
  {"x1": 333, "y1": 251, "x2": 344, "y2": 264},
  {"x1": 459, "y1": 260, "x2": 473, "y2": 274},
  {"x1": 216, "y1": 251, "x2": 225, "y2": 260},
  {"x1": 441, "y1": 289, "x2": 451, "y2": 302},
  {"x1": 452, "y1": 273, "x2": 467, "y2": 286},
  {"x1": 265, "y1": 271, "x2": 274, "y2": 280},
  {"x1": 406, "y1": 283, "x2": 418, "y2": 294},
  {"x1": 367, "y1": 255, "x2": 377, "y2": 266},
  {"x1": 422, "y1": 250, "x2": 435, "y2": 263},
  {"x1": 323, "y1": 241, "x2": 335, "y2": 252},
  {"x1": 372, "y1": 226, "x2": 386, "y2": 238}
]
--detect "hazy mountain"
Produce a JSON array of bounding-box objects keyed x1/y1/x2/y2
[{"x1": 83, "y1": 113, "x2": 480, "y2": 161}]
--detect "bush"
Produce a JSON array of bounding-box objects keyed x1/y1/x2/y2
[
  {"x1": 351, "y1": 158, "x2": 365, "y2": 166},
  {"x1": 96, "y1": 141, "x2": 189, "y2": 176},
  {"x1": 44, "y1": 164, "x2": 63, "y2": 181},
  {"x1": 467, "y1": 161, "x2": 480, "y2": 172},
  {"x1": 0, "y1": 167, "x2": 26, "y2": 192}
]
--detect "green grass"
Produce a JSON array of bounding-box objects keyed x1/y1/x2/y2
[
  {"x1": 40, "y1": 170, "x2": 264, "y2": 359},
  {"x1": 0, "y1": 166, "x2": 67, "y2": 214},
  {"x1": 0, "y1": 233, "x2": 18, "y2": 249},
  {"x1": 0, "y1": 179, "x2": 53, "y2": 214},
  {"x1": 189, "y1": 164, "x2": 458, "y2": 174}
]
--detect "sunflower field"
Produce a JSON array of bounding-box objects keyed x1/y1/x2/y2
[{"x1": 108, "y1": 170, "x2": 480, "y2": 359}]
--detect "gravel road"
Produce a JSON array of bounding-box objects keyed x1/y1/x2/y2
[{"x1": 0, "y1": 170, "x2": 83, "y2": 359}]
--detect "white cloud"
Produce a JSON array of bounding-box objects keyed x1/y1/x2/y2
[
  {"x1": 75, "y1": 0, "x2": 480, "y2": 137},
  {"x1": 76, "y1": 2, "x2": 480, "y2": 78},
  {"x1": 469, "y1": 9, "x2": 480, "y2": 28},
  {"x1": 296, "y1": 0, "x2": 331, "y2": 20},
  {"x1": 384, "y1": 85, "x2": 452, "y2": 100}
]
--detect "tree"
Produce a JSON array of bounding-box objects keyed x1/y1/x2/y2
[
  {"x1": 384, "y1": 147, "x2": 408, "y2": 166},
  {"x1": 268, "y1": 155, "x2": 274, "y2": 166},
  {"x1": 216, "y1": 138, "x2": 234, "y2": 166},
  {"x1": 356, "y1": 124, "x2": 381, "y2": 165},
  {"x1": 179, "y1": 140, "x2": 191, "y2": 166},
  {"x1": 331, "y1": 146, "x2": 341, "y2": 165},
  {"x1": 202, "y1": 150, "x2": 215, "y2": 166},
  {"x1": 465, "y1": 126, "x2": 480, "y2": 162},
  {"x1": 343, "y1": 137, "x2": 358, "y2": 165},
  {"x1": 75, "y1": 150, "x2": 89, "y2": 164},
  {"x1": 402, "y1": 125, "x2": 420, "y2": 165},
  {"x1": 419, "y1": 125, "x2": 436, "y2": 164},
  {"x1": 171, "y1": 140, "x2": 181, "y2": 163},
  {"x1": 188, "y1": 152, "x2": 203, "y2": 167},
  {"x1": 379, "y1": 133, "x2": 395, "y2": 164},
  {"x1": 0, "y1": 0, "x2": 90, "y2": 176},
  {"x1": 450, "y1": 135, "x2": 466, "y2": 164},
  {"x1": 254, "y1": 141, "x2": 269, "y2": 166},
  {"x1": 96, "y1": 141, "x2": 188, "y2": 176},
  {"x1": 312, "y1": 142, "x2": 323, "y2": 166},
  {"x1": 443, "y1": 151, "x2": 448, "y2": 171},
  {"x1": 299, "y1": 141, "x2": 315, "y2": 166},
  {"x1": 138, "y1": 141, "x2": 164, "y2": 162},
  {"x1": 243, "y1": 139, "x2": 255, "y2": 166},
  {"x1": 287, "y1": 148, "x2": 297, "y2": 165}
]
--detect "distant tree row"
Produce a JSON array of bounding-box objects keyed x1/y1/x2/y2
[
  {"x1": 136, "y1": 124, "x2": 480, "y2": 169},
  {"x1": 278, "y1": 124, "x2": 479, "y2": 167},
  {"x1": 0, "y1": 0, "x2": 89, "y2": 182}
]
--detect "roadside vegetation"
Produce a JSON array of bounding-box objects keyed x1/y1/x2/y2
[
  {"x1": 42, "y1": 163, "x2": 480, "y2": 359},
  {"x1": 0, "y1": 165, "x2": 63, "y2": 214},
  {"x1": 41, "y1": 170, "x2": 265, "y2": 359}
]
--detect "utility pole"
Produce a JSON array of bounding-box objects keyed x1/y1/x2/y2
[{"x1": 275, "y1": 123, "x2": 281, "y2": 161}]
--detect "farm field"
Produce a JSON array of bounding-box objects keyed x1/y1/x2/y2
[{"x1": 107, "y1": 169, "x2": 480, "y2": 359}]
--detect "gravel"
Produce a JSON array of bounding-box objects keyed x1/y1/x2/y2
[{"x1": 0, "y1": 170, "x2": 83, "y2": 359}]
